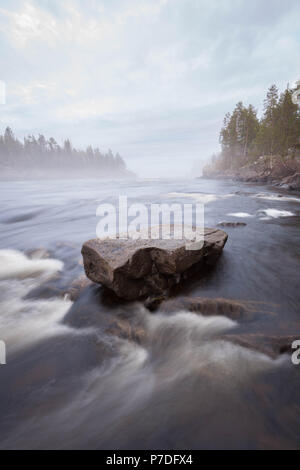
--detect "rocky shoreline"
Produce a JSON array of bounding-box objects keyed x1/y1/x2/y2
[{"x1": 202, "y1": 155, "x2": 300, "y2": 191}]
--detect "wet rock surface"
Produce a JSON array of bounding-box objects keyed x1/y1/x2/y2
[
  {"x1": 66, "y1": 275, "x2": 93, "y2": 301},
  {"x1": 158, "y1": 296, "x2": 274, "y2": 320},
  {"x1": 203, "y1": 156, "x2": 300, "y2": 189},
  {"x1": 280, "y1": 172, "x2": 300, "y2": 191},
  {"x1": 65, "y1": 288, "x2": 297, "y2": 360},
  {"x1": 81, "y1": 228, "x2": 228, "y2": 300},
  {"x1": 218, "y1": 221, "x2": 247, "y2": 227},
  {"x1": 154, "y1": 297, "x2": 297, "y2": 359},
  {"x1": 221, "y1": 333, "x2": 300, "y2": 359}
]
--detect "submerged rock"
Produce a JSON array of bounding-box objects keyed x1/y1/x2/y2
[
  {"x1": 159, "y1": 296, "x2": 272, "y2": 320},
  {"x1": 222, "y1": 333, "x2": 300, "y2": 359},
  {"x1": 218, "y1": 221, "x2": 247, "y2": 228},
  {"x1": 81, "y1": 228, "x2": 228, "y2": 300},
  {"x1": 25, "y1": 248, "x2": 50, "y2": 259},
  {"x1": 158, "y1": 297, "x2": 294, "y2": 359},
  {"x1": 66, "y1": 275, "x2": 93, "y2": 301}
]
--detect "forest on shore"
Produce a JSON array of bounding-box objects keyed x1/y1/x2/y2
[
  {"x1": 0, "y1": 127, "x2": 133, "y2": 178},
  {"x1": 204, "y1": 83, "x2": 300, "y2": 174}
]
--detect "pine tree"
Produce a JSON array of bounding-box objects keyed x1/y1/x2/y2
[
  {"x1": 0, "y1": 128, "x2": 128, "y2": 175},
  {"x1": 275, "y1": 88, "x2": 299, "y2": 157},
  {"x1": 261, "y1": 84, "x2": 279, "y2": 156},
  {"x1": 219, "y1": 103, "x2": 259, "y2": 168}
]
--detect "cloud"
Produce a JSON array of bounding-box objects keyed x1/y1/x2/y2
[
  {"x1": 0, "y1": 0, "x2": 299, "y2": 176},
  {"x1": 0, "y1": 3, "x2": 59, "y2": 47}
]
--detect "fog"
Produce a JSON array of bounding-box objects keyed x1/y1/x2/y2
[
  {"x1": 0, "y1": 0, "x2": 299, "y2": 177},
  {"x1": 0, "y1": 127, "x2": 134, "y2": 179}
]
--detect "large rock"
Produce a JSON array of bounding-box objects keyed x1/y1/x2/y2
[{"x1": 81, "y1": 228, "x2": 228, "y2": 300}]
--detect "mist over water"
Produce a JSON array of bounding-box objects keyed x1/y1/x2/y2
[{"x1": 0, "y1": 177, "x2": 300, "y2": 449}]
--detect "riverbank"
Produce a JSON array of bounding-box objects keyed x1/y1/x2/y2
[{"x1": 202, "y1": 155, "x2": 300, "y2": 191}]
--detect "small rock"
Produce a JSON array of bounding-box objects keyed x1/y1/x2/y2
[
  {"x1": 26, "y1": 248, "x2": 50, "y2": 259},
  {"x1": 144, "y1": 295, "x2": 167, "y2": 312},
  {"x1": 67, "y1": 276, "x2": 93, "y2": 301},
  {"x1": 218, "y1": 222, "x2": 247, "y2": 228}
]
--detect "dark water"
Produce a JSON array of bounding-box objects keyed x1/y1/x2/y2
[{"x1": 0, "y1": 177, "x2": 300, "y2": 449}]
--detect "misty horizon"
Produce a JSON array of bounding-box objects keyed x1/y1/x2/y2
[
  {"x1": 0, "y1": 0, "x2": 299, "y2": 177},
  {"x1": 0, "y1": 126, "x2": 135, "y2": 179}
]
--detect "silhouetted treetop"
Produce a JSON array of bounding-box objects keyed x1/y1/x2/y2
[{"x1": 0, "y1": 128, "x2": 131, "y2": 177}]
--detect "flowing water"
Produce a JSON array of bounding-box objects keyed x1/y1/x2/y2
[{"x1": 0, "y1": 177, "x2": 300, "y2": 449}]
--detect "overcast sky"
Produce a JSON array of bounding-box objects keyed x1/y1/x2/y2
[{"x1": 0, "y1": 0, "x2": 299, "y2": 177}]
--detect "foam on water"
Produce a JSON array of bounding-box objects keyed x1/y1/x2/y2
[
  {"x1": 0, "y1": 306, "x2": 285, "y2": 449},
  {"x1": 227, "y1": 212, "x2": 253, "y2": 218},
  {"x1": 167, "y1": 192, "x2": 234, "y2": 205},
  {"x1": 228, "y1": 208, "x2": 296, "y2": 220},
  {"x1": 0, "y1": 249, "x2": 63, "y2": 280},
  {"x1": 253, "y1": 193, "x2": 300, "y2": 203},
  {"x1": 0, "y1": 249, "x2": 72, "y2": 353},
  {"x1": 143, "y1": 309, "x2": 283, "y2": 377},
  {"x1": 258, "y1": 209, "x2": 295, "y2": 220}
]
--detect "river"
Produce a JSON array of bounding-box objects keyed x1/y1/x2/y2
[{"x1": 0, "y1": 177, "x2": 299, "y2": 449}]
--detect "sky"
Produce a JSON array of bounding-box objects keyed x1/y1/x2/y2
[{"x1": 0, "y1": 0, "x2": 299, "y2": 177}]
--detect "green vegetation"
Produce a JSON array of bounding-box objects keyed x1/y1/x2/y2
[{"x1": 209, "y1": 83, "x2": 300, "y2": 172}]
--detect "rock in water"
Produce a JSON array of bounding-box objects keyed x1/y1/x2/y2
[
  {"x1": 81, "y1": 228, "x2": 228, "y2": 300},
  {"x1": 218, "y1": 222, "x2": 247, "y2": 228},
  {"x1": 221, "y1": 333, "x2": 300, "y2": 359},
  {"x1": 280, "y1": 172, "x2": 300, "y2": 191}
]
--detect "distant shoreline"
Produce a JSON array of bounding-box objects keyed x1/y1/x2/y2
[{"x1": 0, "y1": 170, "x2": 137, "y2": 182}]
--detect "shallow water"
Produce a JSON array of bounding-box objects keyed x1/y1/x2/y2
[{"x1": 0, "y1": 177, "x2": 300, "y2": 449}]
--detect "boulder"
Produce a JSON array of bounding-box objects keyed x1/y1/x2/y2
[
  {"x1": 280, "y1": 172, "x2": 300, "y2": 191},
  {"x1": 81, "y1": 228, "x2": 228, "y2": 300}
]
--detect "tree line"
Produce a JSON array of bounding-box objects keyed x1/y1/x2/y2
[
  {"x1": 212, "y1": 83, "x2": 300, "y2": 171},
  {"x1": 0, "y1": 127, "x2": 128, "y2": 175}
]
